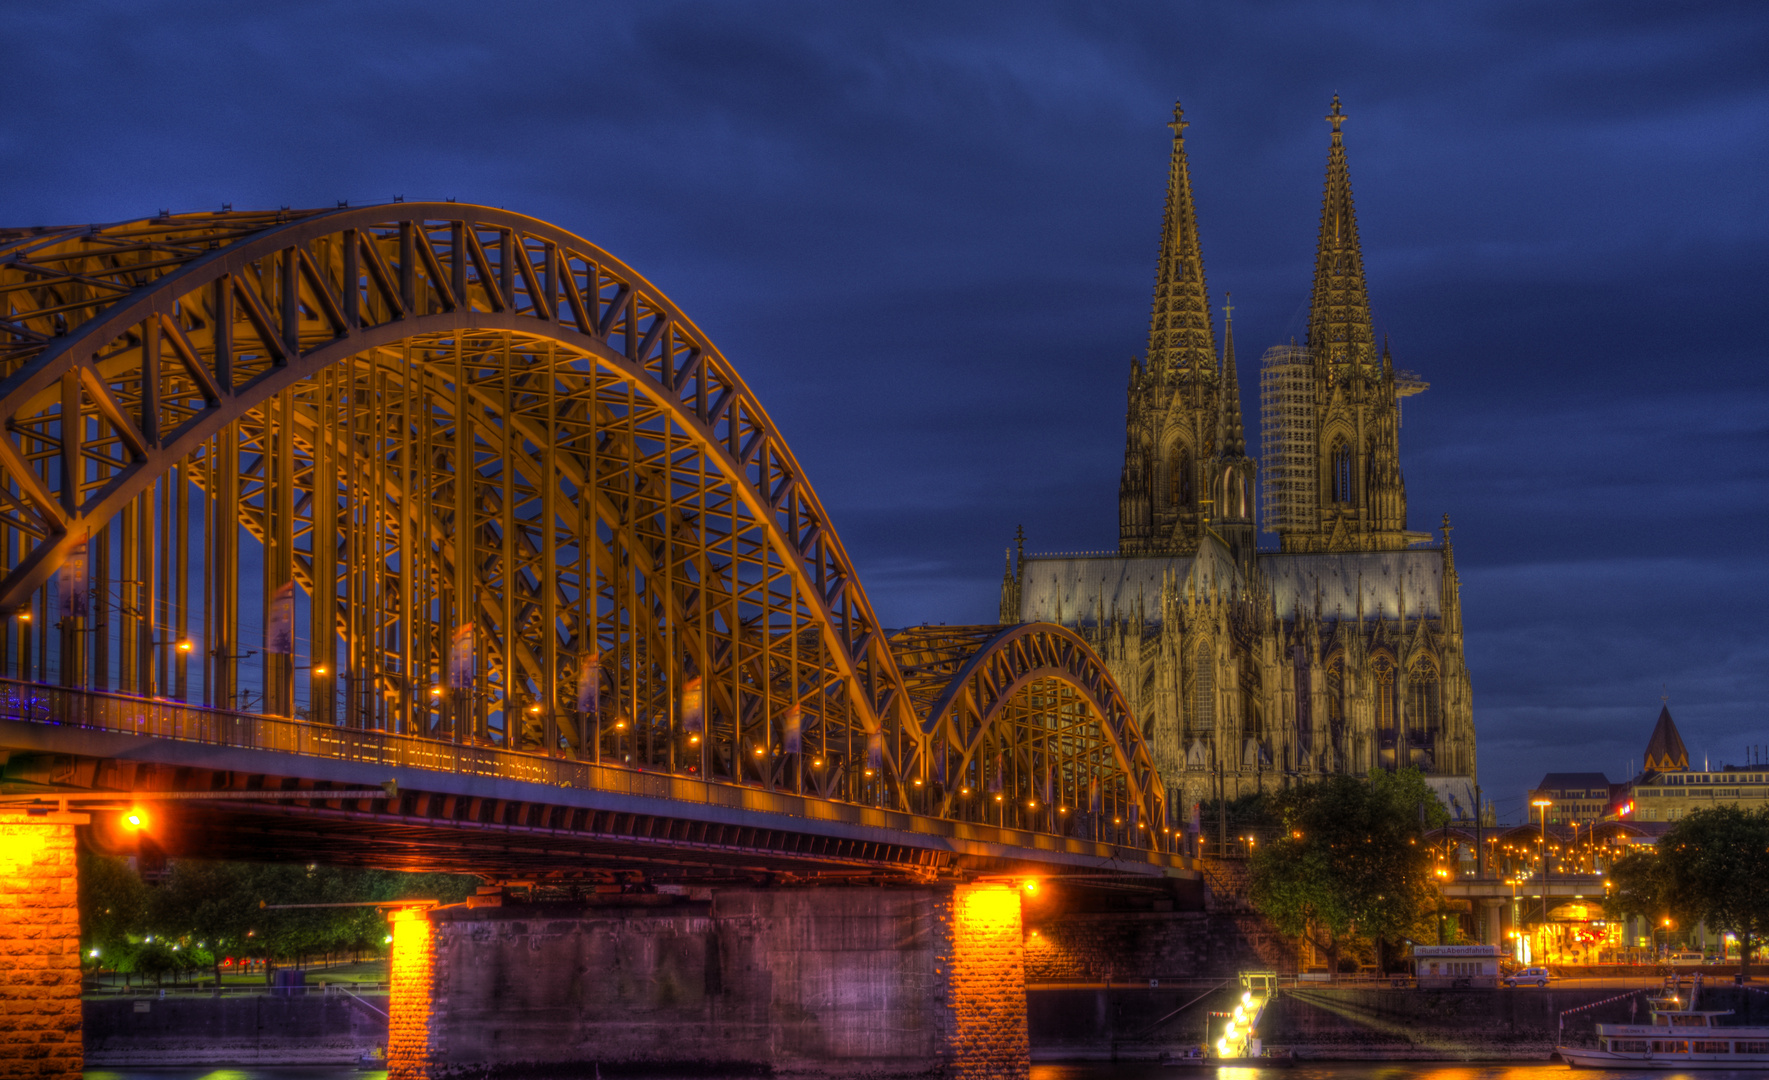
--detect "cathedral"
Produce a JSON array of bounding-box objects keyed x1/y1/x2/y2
[{"x1": 1000, "y1": 98, "x2": 1478, "y2": 820}]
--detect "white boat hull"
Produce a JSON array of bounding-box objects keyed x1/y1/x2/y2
[{"x1": 1561, "y1": 1045, "x2": 1769, "y2": 1070}]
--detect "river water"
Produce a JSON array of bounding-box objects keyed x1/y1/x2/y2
[{"x1": 79, "y1": 1067, "x2": 1769, "y2": 1080}]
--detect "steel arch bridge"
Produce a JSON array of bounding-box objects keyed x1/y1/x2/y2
[{"x1": 0, "y1": 204, "x2": 1167, "y2": 853}]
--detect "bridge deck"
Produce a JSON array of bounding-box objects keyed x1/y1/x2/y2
[{"x1": 0, "y1": 680, "x2": 1193, "y2": 884}]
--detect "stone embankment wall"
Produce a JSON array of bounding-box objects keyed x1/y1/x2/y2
[
  {"x1": 1025, "y1": 911, "x2": 1298, "y2": 983},
  {"x1": 1032, "y1": 984, "x2": 1769, "y2": 1062},
  {"x1": 84, "y1": 994, "x2": 387, "y2": 1065}
]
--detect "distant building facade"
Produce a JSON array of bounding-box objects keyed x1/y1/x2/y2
[
  {"x1": 999, "y1": 99, "x2": 1477, "y2": 819},
  {"x1": 1619, "y1": 706, "x2": 1769, "y2": 823},
  {"x1": 1528, "y1": 773, "x2": 1616, "y2": 826}
]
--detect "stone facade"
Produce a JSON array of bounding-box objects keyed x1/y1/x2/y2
[
  {"x1": 0, "y1": 814, "x2": 84, "y2": 1080},
  {"x1": 1001, "y1": 99, "x2": 1476, "y2": 819}
]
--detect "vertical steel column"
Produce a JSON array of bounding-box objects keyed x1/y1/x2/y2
[
  {"x1": 451, "y1": 339, "x2": 471, "y2": 744},
  {"x1": 500, "y1": 336, "x2": 515, "y2": 746},
  {"x1": 541, "y1": 343, "x2": 558, "y2": 755},
  {"x1": 172, "y1": 463, "x2": 188, "y2": 700}
]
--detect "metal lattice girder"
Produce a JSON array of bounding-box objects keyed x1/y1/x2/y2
[
  {"x1": 0, "y1": 206, "x2": 1165, "y2": 846},
  {"x1": 889, "y1": 623, "x2": 1164, "y2": 837}
]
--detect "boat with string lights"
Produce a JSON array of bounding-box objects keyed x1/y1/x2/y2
[{"x1": 1559, "y1": 975, "x2": 1769, "y2": 1069}]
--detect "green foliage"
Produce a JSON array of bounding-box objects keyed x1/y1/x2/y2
[
  {"x1": 78, "y1": 858, "x2": 479, "y2": 980},
  {"x1": 1603, "y1": 848, "x2": 1666, "y2": 924},
  {"x1": 1600, "y1": 808, "x2": 1769, "y2": 972},
  {"x1": 1198, "y1": 790, "x2": 1282, "y2": 833},
  {"x1": 1659, "y1": 807, "x2": 1769, "y2": 972},
  {"x1": 1247, "y1": 768, "x2": 1440, "y2": 969}
]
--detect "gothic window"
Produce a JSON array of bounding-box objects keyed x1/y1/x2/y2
[
  {"x1": 1292, "y1": 646, "x2": 1312, "y2": 739},
  {"x1": 1365, "y1": 438, "x2": 1378, "y2": 502},
  {"x1": 1407, "y1": 658, "x2": 1441, "y2": 741},
  {"x1": 1222, "y1": 468, "x2": 1246, "y2": 519},
  {"x1": 1171, "y1": 445, "x2": 1194, "y2": 507},
  {"x1": 1330, "y1": 438, "x2": 1353, "y2": 504},
  {"x1": 1191, "y1": 649, "x2": 1214, "y2": 734},
  {"x1": 1371, "y1": 654, "x2": 1397, "y2": 734},
  {"x1": 1324, "y1": 655, "x2": 1344, "y2": 732}
]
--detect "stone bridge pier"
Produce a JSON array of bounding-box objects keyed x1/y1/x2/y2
[
  {"x1": 386, "y1": 883, "x2": 1030, "y2": 1080},
  {"x1": 0, "y1": 811, "x2": 85, "y2": 1080}
]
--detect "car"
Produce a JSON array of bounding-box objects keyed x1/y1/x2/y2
[{"x1": 1504, "y1": 966, "x2": 1552, "y2": 987}]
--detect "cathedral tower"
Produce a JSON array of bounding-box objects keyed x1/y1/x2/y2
[
  {"x1": 1120, "y1": 103, "x2": 1221, "y2": 556},
  {"x1": 1274, "y1": 96, "x2": 1417, "y2": 553},
  {"x1": 1210, "y1": 297, "x2": 1257, "y2": 565}
]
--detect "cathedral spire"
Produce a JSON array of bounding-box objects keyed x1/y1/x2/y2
[
  {"x1": 1145, "y1": 101, "x2": 1215, "y2": 381},
  {"x1": 1216, "y1": 293, "x2": 1246, "y2": 459},
  {"x1": 1307, "y1": 94, "x2": 1375, "y2": 381}
]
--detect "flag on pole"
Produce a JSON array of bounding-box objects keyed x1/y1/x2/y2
[
  {"x1": 1128, "y1": 803, "x2": 1139, "y2": 832},
  {"x1": 577, "y1": 653, "x2": 600, "y2": 715},
  {"x1": 987, "y1": 751, "x2": 1003, "y2": 793},
  {"x1": 1043, "y1": 760, "x2": 1054, "y2": 805},
  {"x1": 681, "y1": 676, "x2": 703, "y2": 735},
  {"x1": 933, "y1": 745, "x2": 947, "y2": 786},
  {"x1": 448, "y1": 623, "x2": 475, "y2": 688},
  {"x1": 57, "y1": 534, "x2": 89, "y2": 619},
  {"x1": 1088, "y1": 776, "x2": 1101, "y2": 815},
  {"x1": 782, "y1": 703, "x2": 802, "y2": 754},
  {"x1": 866, "y1": 730, "x2": 884, "y2": 771},
  {"x1": 266, "y1": 581, "x2": 295, "y2": 655}
]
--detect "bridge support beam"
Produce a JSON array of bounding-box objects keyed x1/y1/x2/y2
[
  {"x1": 384, "y1": 884, "x2": 1028, "y2": 1079},
  {"x1": 0, "y1": 812, "x2": 86, "y2": 1080}
]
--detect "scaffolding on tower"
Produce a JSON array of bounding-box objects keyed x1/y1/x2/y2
[{"x1": 1258, "y1": 344, "x2": 1315, "y2": 535}]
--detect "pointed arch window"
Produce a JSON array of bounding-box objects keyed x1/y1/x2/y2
[
  {"x1": 1365, "y1": 438, "x2": 1379, "y2": 504},
  {"x1": 1329, "y1": 438, "x2": 1353, "y2": 504},
  {"x1": 1171, "y1": 445, "x2": 1194, "y2": 507},
  {"x1": 1407, "y1": 657, "x2": 1441, "y2": 758}
]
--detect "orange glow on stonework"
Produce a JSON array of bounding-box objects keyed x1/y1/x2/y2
[
  {"x1": 948, "y1": 882, "x2": 1028, "y2": 1071},
  {"x1": 0, "y1": 824, "x2": 48, "y2": 876},
  {"x1": 386, "y1": 907, "x2": 435, "y2": 1080}
]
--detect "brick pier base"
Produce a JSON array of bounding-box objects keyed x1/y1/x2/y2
[
  {"x1": 385, "y1": 906, "x2": 436, "y2": 1080},
  {"x1": 941, "y1": 883, "x2": 1030, "y2": 1080},
  {"x1": 0, "y1": 812, "x2": 86, "y2": 1080}
]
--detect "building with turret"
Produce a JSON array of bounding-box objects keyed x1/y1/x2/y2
[{"x1": 1001, "y1": 98, "x2": 1477, "y2": 821}]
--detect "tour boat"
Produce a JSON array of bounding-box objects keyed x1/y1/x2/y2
[{"x1": 1559, "y1": 976, "x2": 1769, "y2": 1069}]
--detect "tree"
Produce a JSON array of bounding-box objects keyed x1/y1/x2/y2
[
  {"x1": 1248, "y1": 768, "x2": 1442, "y2": 972},
  {"x1": 1603, "y1": 847, "x2": 1669, "y2": 949},
  {"x1": 1656, "y1": 807, "x2": 1769, "y2": 978}
]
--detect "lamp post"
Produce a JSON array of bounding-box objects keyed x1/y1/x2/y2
[{"x1": 1532, "y1": 797, "x2": 1553, "y2": 960}]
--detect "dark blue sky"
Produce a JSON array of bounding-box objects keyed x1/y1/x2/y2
[{"x1": 7, "y1": 1, "x2": 1765, "y2": 820}]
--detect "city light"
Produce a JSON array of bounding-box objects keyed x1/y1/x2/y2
[
  {"x1": 122, "y1": 809, "x2": 147, "y2": 830},
  {"x1": 176, "y1": 639, "x2": 194, "y2": 653},
  {"x1": 1023, "y1": 880, "x2": 1039, "y2": 895}
]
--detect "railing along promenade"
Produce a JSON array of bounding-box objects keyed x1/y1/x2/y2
[{"x1": 0, "y1": 677, "x2": 1185, "y2": 872}]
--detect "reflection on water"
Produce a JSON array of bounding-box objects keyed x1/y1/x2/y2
[
  {"x1": 80, "y1": 1068, "x2": 1769, "y2": 1080},
  {"x1": 1037, "y1": 1067, "x2": 1769, "y2": 1080}
]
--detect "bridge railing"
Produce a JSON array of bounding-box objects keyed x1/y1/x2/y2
[{"x1": 0, "y1": 677, "x2": 1186, "y2": 866}]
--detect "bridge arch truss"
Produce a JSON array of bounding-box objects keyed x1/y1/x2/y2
[{"x1": 0, "y1": 205, "x2": 1166, "y2": 851}]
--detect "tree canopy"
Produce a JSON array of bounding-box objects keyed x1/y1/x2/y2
[
  {"x1": 78, "y1": 855, "x2": 477, "y2": 985},
  {"x1": 1246, "y1": 768, "x2": 1446, "y2": 971},
  {"x1": 1605, "y1": 806, "x2": 1769, "y2": 976}
]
